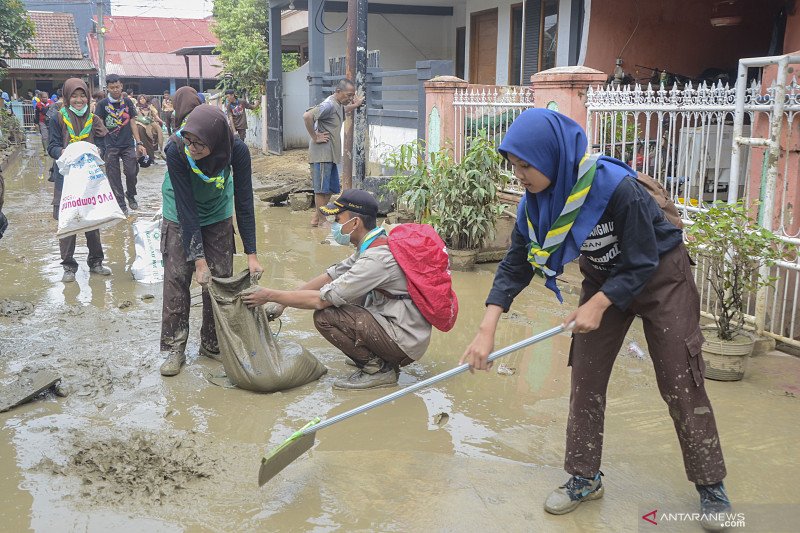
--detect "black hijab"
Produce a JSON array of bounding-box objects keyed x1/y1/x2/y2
[{"x1": 181, "y1": 105, "x2": 234, "y2": 177}]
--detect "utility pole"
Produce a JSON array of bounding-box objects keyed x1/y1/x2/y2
[
  {"x1": 97, "y1": 0, "x2": 107, "y2": 89},
  {"x1": 342, "y1": 0, "x2": 368, "y2": 190}
]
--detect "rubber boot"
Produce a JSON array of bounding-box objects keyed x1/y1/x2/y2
[{"x1": 697, "y1": 482, "x2": 732, "y2": 532}]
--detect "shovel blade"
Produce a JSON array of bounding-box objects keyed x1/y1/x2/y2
[{"x1": 258, "y1": 431, "x2": 316, "y2": 486}]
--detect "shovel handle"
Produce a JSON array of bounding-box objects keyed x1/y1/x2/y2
[{"x1": 303, "y1": 323, "x2": 572, "y2": 435}]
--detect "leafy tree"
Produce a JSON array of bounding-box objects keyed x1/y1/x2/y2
[
  {"x1": 0, "y1": 0, "x2": 35, "y2": 58},
  {"x1": 212, "y1": 0, "x2": 299, "y2": 97}
]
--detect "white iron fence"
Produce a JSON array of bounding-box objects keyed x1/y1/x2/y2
[
  {"x1": 453, "y1": 86, "x2": 535, "y2": 193},
  {"x1": 586, "y1": 57, "x2": 800, "y2": 347}
]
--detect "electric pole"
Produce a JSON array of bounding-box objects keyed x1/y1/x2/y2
[
  {"x1": 98, "y1": 0, "x2": 107, "y2": 89},
  {"x1": 342, "y1": 0, "x2": 368, "y2": 190}
]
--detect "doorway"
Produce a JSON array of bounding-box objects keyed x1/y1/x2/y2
[{"x1": 469, "y1": 9, "x2": 498, "y2": 85}]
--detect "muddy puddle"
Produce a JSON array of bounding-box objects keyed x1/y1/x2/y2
[{"x1": 1, "y1": 142, "x2": 799, "y2": 532}]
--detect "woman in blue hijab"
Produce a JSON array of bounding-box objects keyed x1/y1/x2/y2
[{"x1": 460, "y1": 109, "x2": 730, "y2": 529}]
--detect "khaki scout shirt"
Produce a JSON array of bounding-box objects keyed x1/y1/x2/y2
[
  {"x1": 307, "y1": 95, "x2": 344, "y2": 165},
  {"x1": 320, "y1": 245, "x2": 432, "y2": 360}
]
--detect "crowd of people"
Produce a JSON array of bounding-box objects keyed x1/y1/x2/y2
[{"x1": 1, "y1": 74, "x2": 735, "y2": 531}]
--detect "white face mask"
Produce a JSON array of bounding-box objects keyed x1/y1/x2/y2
[
  {"x1": 69, "y1": 104, "x2": 88, "y2": 116},
  {"x1": 331, "y1": 217, "x2": 356, "y2": 246}
]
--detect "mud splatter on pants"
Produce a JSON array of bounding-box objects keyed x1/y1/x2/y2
[
  {"x1": 566, "y1": 244, "x2": 727, "y2": 485},
  {"x1": 313, "y1": 304, "x2": 413, "y2": 369},
  {"x1": 160, "y1": 218, "x2": 234, "y2": 354}
]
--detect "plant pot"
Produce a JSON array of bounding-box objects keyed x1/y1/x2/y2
[
  {"x1": 700, "y1": 327, "x2": 755, "y2": 381},
  {"x1": 448, "y1": 248, "x2": 478, "y2": 271}
]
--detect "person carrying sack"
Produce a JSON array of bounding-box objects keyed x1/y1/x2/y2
[
  {"x1": 47, "y1": 78, "x2": 111, "y2": 283},
  {"x1": 242, "y1": 189, "x2": 432, "y2": 391},
  {"x1": 459, "y1": 109, "x2": 731, "y2": 531},
  {"x1": 159, "y1": 99, "x2": 263, "y2": 377}
]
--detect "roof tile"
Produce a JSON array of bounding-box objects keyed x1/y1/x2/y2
[{"x1": 20, "y1": 11, "x2": 84, "y2": 60}]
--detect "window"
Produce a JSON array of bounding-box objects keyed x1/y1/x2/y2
[
  {"x1": 540, "y1": 0, "x2": 558, "y2": 71},
  {"x1": 510, "y1": 5, "x2": 524, "y2": 85},
  {"x1": 516, "y1": 0, "x2": 559, "y2": 82}
]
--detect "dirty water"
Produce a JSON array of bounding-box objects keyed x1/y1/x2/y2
[{"x1": 1, "y1": 142, "x2": 799, "y2": 532}]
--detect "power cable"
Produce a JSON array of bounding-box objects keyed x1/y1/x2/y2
[{"x1": 314, "y1": 0, "x2": 347, "y2": 35}]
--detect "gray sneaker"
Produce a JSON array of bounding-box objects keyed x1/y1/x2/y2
[
  {"x1": 62, "y1": 270, "x2": 76, "y2": 283},
  {"x1": 544, "y1": 472, "x2": 604, "y2": 515},
  {"x1": 89, "y1": 265, "x2": 112, "y2": 276},
  {"x1": 160, "y1": 350, "x2": 186, "y2": 377},
  {"x1": 333, "y1": 364, "x2": 398, "y2": 390}
]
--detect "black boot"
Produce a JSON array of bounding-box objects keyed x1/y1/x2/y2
[{"x1": 696, "y1": 481, "x2": 732, "y2": 532}]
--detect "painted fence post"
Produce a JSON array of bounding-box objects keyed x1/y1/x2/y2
[
  {"x1": 530, "y1": 66, "x2": 607, "y2": 131},
  {"x1": 424, "y1": 76, "x2": 468, "y2": 156}
]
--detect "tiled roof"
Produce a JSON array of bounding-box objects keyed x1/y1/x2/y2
[
  {"x1": 4, "y1": 58, "x2": 95, "y2": 72},
  {"x1": 19, "y1": 11, "x2": 84, "y2": 60},
  {"x1": 87, "y1": 16, "x2": 221, "y2": 79}
]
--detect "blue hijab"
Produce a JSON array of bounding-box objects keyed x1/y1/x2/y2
[{"x1": 499, "y1": 109, "x2": 635, "y2": 301}]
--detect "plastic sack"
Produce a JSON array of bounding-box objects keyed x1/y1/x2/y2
[
  {"x1": 131, "y1": 214, "x2": 163, "y2": 283},
  {"x1": 208, "y1": 271, "x2": 327, "y2": 393},
  {"x1": 56, "y1": 141, "x2": 126, "y2": 238}
]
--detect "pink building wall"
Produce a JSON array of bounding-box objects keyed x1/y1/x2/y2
[{"x1": 583, "y1": 0, "x2": 783, "y2": 82}]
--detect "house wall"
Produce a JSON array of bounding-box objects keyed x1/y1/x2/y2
[
  {"x1": 784, "y1": 6, "x2": 800, "y2": 53},
  {"x1": 321, "y1": 13, "x2": 456, "y2": 72},
  {"x1": 582, "y1": 0, "x2": 781, "y2": 81},
  {"x1": 463, "y1": 0, "x2": 574, "y2": 86}
]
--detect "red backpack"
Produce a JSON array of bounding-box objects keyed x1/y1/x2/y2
[{"x1": 369, "y1": 224, "x2": 459, "y2": 332}]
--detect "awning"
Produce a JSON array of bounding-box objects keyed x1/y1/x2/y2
[{"x1": 3, "y1": 58, "x2": 96, "y2": 72}]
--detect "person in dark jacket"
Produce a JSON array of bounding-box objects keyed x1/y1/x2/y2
[
  {"x1": 459, "y1": 109, "x2": 731, "y2": 531},
  {"x1": 48, "y1": 78, "x2": 111, "y2": 283},
  {"x1": 159, "y1": 96, "x2": 263, "y2": 377},
  {"x1": 94, "y1": 74, "x2": 146, "y2": 214}
]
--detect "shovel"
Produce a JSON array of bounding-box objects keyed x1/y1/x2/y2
[{"x1": 258, "y1": 323, "x2": 571, "y2": 486}]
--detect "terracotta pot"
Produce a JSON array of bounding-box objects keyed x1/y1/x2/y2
[
  {"x1": 448, "y1": 248, "x2": 478, "y2": 271},
  {"x1": 700, "y1": 327, "x2": 754, "y2": 381}
]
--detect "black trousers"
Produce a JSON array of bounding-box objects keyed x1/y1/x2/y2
[
  {"x1": 53, "y1": 187, "x2": 103, "y2": 271},
  {"x1": 104, "y1": 143, "x2": 138, "y2": 211}
]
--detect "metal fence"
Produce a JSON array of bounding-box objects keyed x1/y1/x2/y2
[
  {"x1": 585, "y1": 56, "x2": 800, "y2": 347},
  {"x1": 9, "y1": 102, "x2": 37, "y2": 132},
  {"x1": 453, "y1": 86, "x2": 535, "y2": 193}
]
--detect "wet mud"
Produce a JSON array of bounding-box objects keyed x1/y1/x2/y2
[{"x1": 1, "y1": 142, "x2": 799, "y2": 532}]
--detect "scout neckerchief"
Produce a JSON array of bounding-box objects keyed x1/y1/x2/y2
[
  {"x1": 175, "y1": 128, "x2": 227, "y2": 190},
  {"x1": 358, "y1": 227, "x2": 387, "y2": 255},
  {"x1": 104, "y1": 99, "x2": 130, "y2": 132},
  {"x1": 525, "y1": 153, "x2": 600, "y2": 277},
  {"x1": 60, "y1": 107, "x2": 93, "y2": 144}
]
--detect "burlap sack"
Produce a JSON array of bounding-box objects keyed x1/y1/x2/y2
[{"x1": 208, "y1": 271, "x2": 327, "y2": 392}]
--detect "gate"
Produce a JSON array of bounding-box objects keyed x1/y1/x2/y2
[{"x1": 585, "y1": 53, "x2": 800, "y2": 347}]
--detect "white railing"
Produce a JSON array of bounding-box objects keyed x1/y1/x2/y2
[
  {"x1": 453, "y1": 86, "x2": 535, "y2": 193},
  {"x1": 586, "y1": 65, "x2": 800, "y2": 347}
]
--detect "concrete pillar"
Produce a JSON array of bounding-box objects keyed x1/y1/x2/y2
[
  {"x1": 269, "y1": 5, "x2": 283, "y2": 84},
  {"x1": 307, "y1": 0, "x2": 326, "y2": 106},
  {"x1": 416, "y1": 60, "x2": 454, "y2": 141},
  {"x1": 424, "y1": 76, "x2": 468, "y2": 156},
  {"x1": 530, "y1": 66, "x2": 607, "y2": 130}
]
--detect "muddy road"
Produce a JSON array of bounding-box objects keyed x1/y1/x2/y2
[{"x1": 1, "y1": 143, "x2": 798, "y2": 532}]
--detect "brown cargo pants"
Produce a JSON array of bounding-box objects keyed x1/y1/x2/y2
[
  {"x1": 313, "y1": 305, "x2": 414, "y2": 369},
  {"x1": 566, "y1": 243, "x2": 727, "y2": 485},
  {"x1": 160, "y1": 218, "x2": 234, "y2": 354}
]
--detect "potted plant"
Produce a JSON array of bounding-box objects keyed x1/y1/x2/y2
[
  {"x1": 386, "y1": 135, "x2": 509, "y2": 270},
  {"x1": 428, "y1": 135, "x2": 509, "y2": 269},
  {"x1": 685, "y1": 201, "x2": 785, "y2": 381}
]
